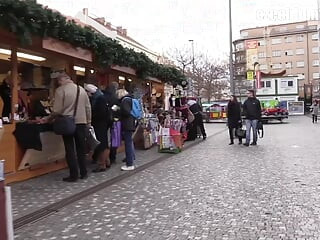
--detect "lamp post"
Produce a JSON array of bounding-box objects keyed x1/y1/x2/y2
[
  {"x1": 189, "y1": 39, "x2": 195, "y2": 96},
  {"x1": 228, "y1": 0, "x2": 234, "y2": 95}
]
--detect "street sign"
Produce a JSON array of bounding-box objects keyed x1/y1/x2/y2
[{"x1": 247, "y1": 71, "x2": 254, "y2": 81}]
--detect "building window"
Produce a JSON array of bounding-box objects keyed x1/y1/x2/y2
[
  {"x1": 266, "y1": 81, "x2": 271, "y2": 88},
  {"x1": 288, "y1": 81, "x2": 293, "y2": 87},
  {"x1": 312, "y1": 33, "x2": 319, "y2": 40},
  {"x1": 313, "y1": 72, "x2": 320, "y2": 79},
  {"x1": 296, "y1": 48, "x2": 305, "y2": 55},
  {"x1": 272, "y1": 50, "x2": 281, "y2": 57},
  {"x1": 272, "y1": 38, "x2": 282, "y2": 45},
  {"x1": 285, "y1": 37, "x2": 293, "y2": 43},
  {"x1": 261, "y1": 81, "x2": 265, "y2": 88},
  {"x1": 313, "y1": 60, "x2": 320, "y2": 66},
  {"x1": 236, "y1": 42, "x2": 244, "y2": 51},
  {"x1": 285, "y1": 50, "x2": 293, "y2": 56},
  {"x1": 296, "y1": 61, "x2": 305, "y2": 68},
  {"x1": 296, "y1": 35, "x2": 304, "y2": 42},
  {"x1": 241, "y1": 31, "x2": 248, "y2": 37},
  {"x1": 259, "y1": 64, "x2": 268, "y2": 70},
  {"x1": 272, "y1": 63, "x2": 282, "y2": 69},
  {"x1": 258, "y1": 40, "x2": 266, "y2": 46},
  {"x1": 285, "y1": 62, "x2": 292, "y2": 69},
  {"x1": 258, "y1": 52, "x2": 266, "y2": 59},
  {"x1": 312, "y1": 47, "x2": 320, "y2": 53}
]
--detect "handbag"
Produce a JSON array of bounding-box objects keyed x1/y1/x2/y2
[
  {"x1": 257, "y1": 121, "x2": 264, "y2": 138},
  {"x1": 86, "y1": 126, "x2": 100, "y2": 150},
  {"x1": 236, "y1": 128, "x2": 246, "y2": 138},
  {"x1": 53, "y1": 85, "x2": 80, "y2": 135}
]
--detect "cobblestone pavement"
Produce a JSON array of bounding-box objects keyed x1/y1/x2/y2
[
  {"x1": 10, "y1": 123, "x2": 223, "y2": 220},
  {"x1": 14, "y1": 116, "x2": 320, "y2": 239}
]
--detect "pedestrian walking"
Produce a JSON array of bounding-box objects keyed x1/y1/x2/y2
[
  {"x1": 52, "y1": 72, "x2": 91, "y2": 182},
  {"x1": 227, "y1": 95, "x2": 242, "y2": 145},
  {"x1": 311, "y1": 100, "x2": 319, "y2": 123},
  {"x1": 187, "y1": 100, "x2": 207, "y2": 140},
  {"x1": 243, "y1": 90, "x2": 261, "y2": 147},
  {"x1": 117, "y1": 89, "x2": 136, "y2": 171},
  {"x1": 84, "y1": 84, "x2": 111, "y2": 172},
  {"x1": 104, "y1": 82, "x2": 120, "y2": 164}
]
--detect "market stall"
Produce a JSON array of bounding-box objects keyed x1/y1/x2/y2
[{"x1": 0, "y1": 29, "x2": 94, "y2": 183}]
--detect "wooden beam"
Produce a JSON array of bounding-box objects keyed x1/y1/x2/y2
[{"x1": 10, "y1": 47, "x2": 18, "y2": 120}]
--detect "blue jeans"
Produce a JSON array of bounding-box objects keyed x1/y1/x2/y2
[
  {"x1": 245, "y1": 120, "x2": 258, "y2": 144},
  {"x1": 122, "y1": 131, "x2": 135, "y2": 166}
]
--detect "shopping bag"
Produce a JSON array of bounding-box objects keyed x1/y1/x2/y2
[
  {"x1": 235, "y1": 128, "x2": 246, "y2": 138},
  {"x1": 257, "y1": 121, "x2": 264, "y2": 138},
  {"x1": 86, "y1": 126, "x2": 100, "y2": 151},
  {"x1": 111, "y1": 121, "x2": 121, "y2": 148}
]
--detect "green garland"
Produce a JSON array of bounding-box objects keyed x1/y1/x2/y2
[{"x1": 0, "y1": 0, "x2": 186, "y2": 85}]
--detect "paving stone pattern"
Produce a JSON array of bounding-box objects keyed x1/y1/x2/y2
[
  {"x1": 10, "y1": 123, "x2": 222, "y2": 220},
  {"x1": 14, "y1": 117, "x2": 320, "y2": 239}
]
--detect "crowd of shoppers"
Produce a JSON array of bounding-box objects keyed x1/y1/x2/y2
[{"x1": 48, "y1": 72, "x2": 138, "y2": 182}]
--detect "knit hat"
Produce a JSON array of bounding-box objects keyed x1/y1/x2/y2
[
  {"x1": 187, "y1": 100, "x2": 197, "y2": 106},
  {"x1": 84, "y1": 84, "x2": 98, "y2": 94}
]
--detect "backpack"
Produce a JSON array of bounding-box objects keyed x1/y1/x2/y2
[{"x1": 124, "y1": 97, "x2": 143, "y2": 119}]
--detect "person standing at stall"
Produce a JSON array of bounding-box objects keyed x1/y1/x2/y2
[
  {"x1": 0, "y1": 77, "x2": 11, "y2": 121},
  {"x1": 117, "y1": 89, "x2": 136, "y2": 171},
  {"x1": 104, "y1": 82, "x2": 120, "y2": 164},
  {"x1": 187, "y1": 99, "x2": 207, "y2": 140},
  {"x1": 227, "y1": 95, "x2": 242, "y2": 145},
  {"x1": 84, "y1": 84, "x2": 110, "y2": 172},
  {"x1": 53, "y1": 72, "x2": 91, "y2": 182},
  {"x1": 243, "y1": 90, "x2": 261, "y2": 147}
]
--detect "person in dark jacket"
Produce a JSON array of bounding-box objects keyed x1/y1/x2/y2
[
  {"x1": 187, "y1": 100, "x2": 207, "y2": 140},
  {"x1": 117, "y1": 89, "x2": 136, "y2": 171},
  {"x1": 0, "y1": 78, "x2": 11, "y2": 120},
  {"x1": 85, "y1": 84, "x2": 110, "y2": 172},
  {"x1": 242, "y1": 90, "x2": 261, "y2": 146},
  {"x1": 104, "y1": 82, "x2": 120, "y2": 164},
  {"x1": 227, "y1": 95, "x2": 242, "y2": 145}
]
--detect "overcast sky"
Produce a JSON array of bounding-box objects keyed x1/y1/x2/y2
[{"x1": 37, "y1": 0, "x2": 318, "y2": 60}]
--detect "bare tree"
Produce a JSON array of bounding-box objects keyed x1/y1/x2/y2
[
  {"x1": 203, "y1": 62, "x2": 228, "y2": 102},
  {"x1": 167, "y1": 47, "x2": 193, "y2": 74}
]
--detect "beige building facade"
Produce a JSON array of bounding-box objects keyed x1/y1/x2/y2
[{"x1": 234, "y1": 21, "x2": 320, "y2": 98}]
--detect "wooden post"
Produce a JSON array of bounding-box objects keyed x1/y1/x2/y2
[{"x1": 11, "y1": 47, "x2": 18, "y2": 120}]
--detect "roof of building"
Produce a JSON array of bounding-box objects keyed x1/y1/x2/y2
[
  {"x1": 90, "y1": 16, "x2": 148, "y2": 49},
  {"x1": 240, "y1": 20, "x2": 317, "y2": 32}
]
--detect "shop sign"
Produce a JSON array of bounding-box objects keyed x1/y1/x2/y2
[
  {"x1": 247, "y1": 71, "x2": 254, "y2": 81},
  {"x1": 43, "y1": 38, "x2": 92, "y2": 62},
  {"x1": 245, "y1": 40, "x2": 258, "y2": 49}
]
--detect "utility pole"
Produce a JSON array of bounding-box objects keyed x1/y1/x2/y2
[
  {"x1": 228, "y1": 0, "x2": 234, "y2": 95},
  {"x1": 189, "y1": 39, "x2": 195, "y2": 96},
  {"x1": 317, "y1": 0, "x2": 320, "y2": 97}
]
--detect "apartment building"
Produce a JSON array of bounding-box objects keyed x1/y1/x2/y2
[{"x1": 233, "y1": 20, "x2": 320, "y2": 98}]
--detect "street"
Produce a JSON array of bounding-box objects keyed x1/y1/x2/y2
[{"x1": 14, "y1": 116, "x2": 320, "y2": 240}]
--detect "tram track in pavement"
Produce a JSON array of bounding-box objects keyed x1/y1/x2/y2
[{"x1": 13, "y1": 128, "x2": 226, "y2": 230}]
